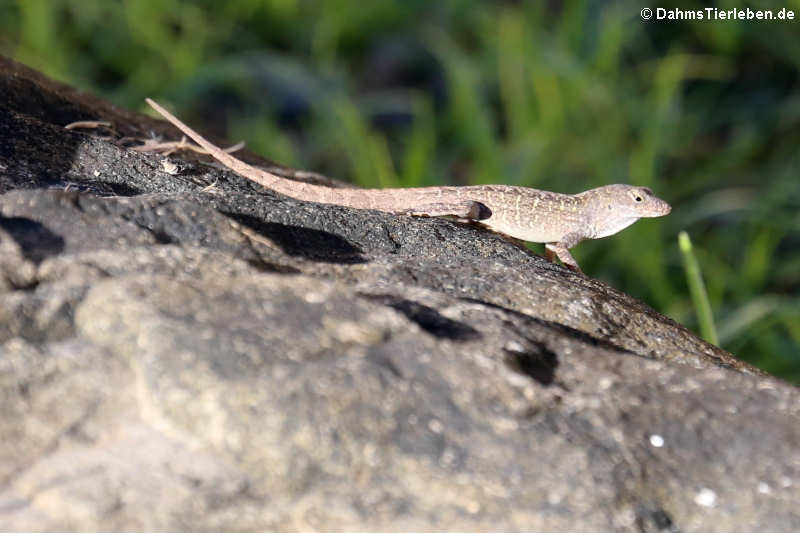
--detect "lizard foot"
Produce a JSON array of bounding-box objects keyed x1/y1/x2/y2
[{"x1": 545, "y1": 243, "x2": 585, "y2": 275}]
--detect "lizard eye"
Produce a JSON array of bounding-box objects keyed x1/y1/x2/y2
[{"x1": 635, "y1": 196, "x2": 642, "y2": 202}]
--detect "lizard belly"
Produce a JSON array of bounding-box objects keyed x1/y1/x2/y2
[{"x1": 481, "y1": 215, "x2": 567, "y2": 244}]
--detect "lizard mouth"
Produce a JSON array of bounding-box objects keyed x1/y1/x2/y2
[{"x1": 648, "y1": 200, "x2": 672, "y2": 217}]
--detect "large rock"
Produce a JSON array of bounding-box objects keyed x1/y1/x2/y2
[{"x1": 0, "y1": 56, "x2": 798, "y2": 532}]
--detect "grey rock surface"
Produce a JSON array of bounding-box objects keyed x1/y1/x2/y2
[{"x1": 1, "y1": 55, "x2": 798, "y2": 532}]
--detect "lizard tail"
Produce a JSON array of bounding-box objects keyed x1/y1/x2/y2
[
  {"x1": 145, "y1": 99, "x2": 463, "y2": 214},
  {"x1": 145, "y1": 98, "x2": 376, "y2": 206}
]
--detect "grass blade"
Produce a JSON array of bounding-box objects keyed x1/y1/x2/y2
[{"x1": 678, "y1": 231, "x2": 719, "y2": 345}]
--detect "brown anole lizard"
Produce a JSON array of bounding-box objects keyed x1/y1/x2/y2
[{"x1": 145, "y1": 98, "x2": 671, "y2": 274}]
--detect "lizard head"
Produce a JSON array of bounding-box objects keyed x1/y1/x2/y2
[{"x1": 580, "y1": 184, "x2": 672, "y2": 238}]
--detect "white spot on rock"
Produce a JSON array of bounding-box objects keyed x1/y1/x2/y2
[
  {"x1": 547, "y1": 490, "x2": 564, "y2": 505},
  {"x1": 439, "y1": 447, "x2": 457, "y2": 467},
  {"x1": 504, "y1": 340, "x2": 524, "y2": 352},
  {"x1": 695, "y1": 488, "x2": 717, "y2": 507},
  {"x1": 649, "y1": 434, "x2": 665, "y2": 448}
]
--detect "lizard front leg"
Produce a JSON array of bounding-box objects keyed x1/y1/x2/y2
[{"x1": 545, "y1": 232, "x2": 586, "y2": 274}]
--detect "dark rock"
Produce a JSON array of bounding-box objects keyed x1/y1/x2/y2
[{"x1": 0, "y1": 55, "x2": 798, "y2": 532}]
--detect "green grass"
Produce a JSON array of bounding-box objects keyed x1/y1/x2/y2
[
  {"x1": 679, "y1": 231, "x2": 719, "y2": 345},
  {"x1": 2, "y1": 0, "x2": 798, "y2": 382}
]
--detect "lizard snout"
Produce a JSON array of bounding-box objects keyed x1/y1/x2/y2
[{"x1": 646, "y1": 197, "x2": 672, "y2": 217}]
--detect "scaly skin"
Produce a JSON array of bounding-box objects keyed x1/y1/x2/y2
[{"x1": 145, "y1": 98, "x2": 671, "y2": 274}]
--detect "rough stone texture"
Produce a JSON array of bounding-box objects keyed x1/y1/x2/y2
[{"x1": 0, "y1": 55, "x2": 798, "y2": 532}]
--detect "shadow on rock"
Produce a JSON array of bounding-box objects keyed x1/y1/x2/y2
[
  {"x1": 503, "y1": 341, "x2": 558, "y2": 386},
  {"x1": 363, "y1": 294, "x2": 481, "y2": 341},
  {"x1": 0, "y1": 216, "x2": 64, "y2": 263},
  {"x1": 229, "y1": 213, "x2": 368, "y2": 264}
]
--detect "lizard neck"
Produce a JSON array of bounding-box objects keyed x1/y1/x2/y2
[
  {"x1": 580, "y1": 190, "x2": 641, "y2": 238},
  {"x1": 591, "y1": 215, "x2": 640, "y2": 238}
]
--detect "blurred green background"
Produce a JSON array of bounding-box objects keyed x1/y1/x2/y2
[{"x1": 2, "y1": 0, "x2": 798, "y2": 381}]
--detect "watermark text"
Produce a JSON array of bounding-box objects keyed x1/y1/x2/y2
[{"x1": 641, "y1": 7, "x2": 795, "y2": 21}]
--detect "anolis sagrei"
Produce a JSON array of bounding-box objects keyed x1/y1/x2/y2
[{"x1": 145, "y1": 98, "x2": 671, "y2": 274}]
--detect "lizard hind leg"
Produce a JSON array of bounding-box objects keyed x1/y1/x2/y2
[{"x1": 400, "y1": 200, "x2": 492, "y2": 221}]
